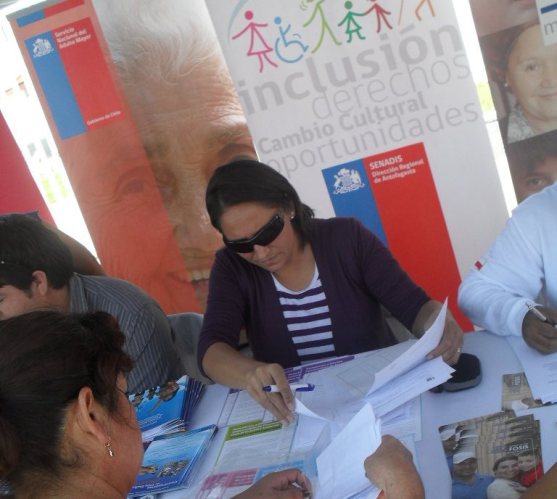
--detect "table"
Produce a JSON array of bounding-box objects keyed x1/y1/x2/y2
[
  {"x1": 174, "y1": 331, "x2": 557, "y2": 498},
  {"x1": 417, "y1": 331, "x2": 557, "y2": 498}
]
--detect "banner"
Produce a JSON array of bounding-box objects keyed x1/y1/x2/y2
[
  {"x1": 469, "y1": 0, "x2": 557, "y2": 203},
  {"x1": 0, "y1": 111, "x2": 53, "y2": 222},
  {"x1": 206, "y1": 0, "x2": 510, "y2": 328},
  {"x1": 8, "y1": 0, "x2": 200, "y2": 313}
]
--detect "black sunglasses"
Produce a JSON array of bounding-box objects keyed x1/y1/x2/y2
[{"x1": 223, "y1": 213, "x2": 285, "y2": 253}]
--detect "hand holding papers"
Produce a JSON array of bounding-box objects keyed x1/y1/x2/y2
[
  {"x1": 316, "y1": 404, "x2": 382, "y2": 499},
  {"x1": 369, "y1": 298, "x2": 449, "y2": 395},
  {"x1": 295, "y1": 300, "x2": 455, "y2": 424}
]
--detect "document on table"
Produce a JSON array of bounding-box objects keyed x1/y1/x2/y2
[
  {"x1": 295, "y1": 300, "x2": 452, "y2": 424},
  {"x1": 316, "y1": 403, "x2": 381, "y2": 499},
  {"x1": 217, "y1": 356, "x2": 356, "y2": 428},
  {"x1": 507, "y1": 336, "x2": 557, "y2": 403},
  {"x1": 213, "y1": 420, "x2": 297, "y2": 472}
]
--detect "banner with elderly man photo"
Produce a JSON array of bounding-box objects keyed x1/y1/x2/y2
[{"x1": 206, "y1": 0, "x2": 509, "y2": 328}]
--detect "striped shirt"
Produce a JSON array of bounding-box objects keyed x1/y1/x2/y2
[
  {"x1": 273, "y1": 267, "x2": 336, "y2": 363},
  {"x1": 69, "y1": 273, "x2": 182, "y2": 393}
]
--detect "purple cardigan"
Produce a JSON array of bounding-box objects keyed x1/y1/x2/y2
[{"x1": 198, "y1": 217, "x2": 430, "y2": 371}]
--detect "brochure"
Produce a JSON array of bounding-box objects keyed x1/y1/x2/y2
[
  {"x1": 439, "y1": 411, "x2": 544, "y2": 498},
  {"x1": 129, "y1": 424, "x2": 218, "y2": 497},
  {"x1": 129, "y1": 375, "x2": 204, "y2": 443},
  {"x1": 501, "y1": 372, "x2": 549, "y2": 411}
]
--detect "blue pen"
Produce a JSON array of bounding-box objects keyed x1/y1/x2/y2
[{"x1": 262, "y1": 383, "x2": 315, "y2": 393}]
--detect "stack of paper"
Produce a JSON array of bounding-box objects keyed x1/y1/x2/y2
[{"x1": 296, "y1": 300, "x2": 454, "y2": 424}]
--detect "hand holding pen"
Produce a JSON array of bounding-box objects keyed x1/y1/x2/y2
[
  {"x1": 243, "y1": 362, "x2": 297, "y2": 426},
  {"x1": 263, "y1": 383, "x2": 315, "y2": 393},
  {"x1": 527, "y1": 303, "x2": 557, "y2": 327},
  {"x1": 523, "y1": 303, "x2": 557, "y2": 354}
]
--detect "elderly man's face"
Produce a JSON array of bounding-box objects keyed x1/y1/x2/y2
[{"x1": 125, "y1": 52, "x2": 256, "y2": 306}]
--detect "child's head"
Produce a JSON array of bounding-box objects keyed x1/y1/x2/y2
[{"x1": 518, "y1": 450, "x2": 540, "y2": 472}]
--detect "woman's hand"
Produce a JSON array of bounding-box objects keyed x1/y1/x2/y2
[
  {"x1": 413, "y1": 300, "x2": 464, "y2": 365},
  {"x1": 244, "y1": 362, "x2": 295, "y2": 425},
  {"x1": 234, "y1": 469, "x2": 312, "y2": 498}
]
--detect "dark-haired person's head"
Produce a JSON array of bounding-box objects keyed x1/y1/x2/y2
[
  {"x1": 0, "y1": 310, "x2": 141, "y2": 497},
  {"x1": 507, "y1": 132, "x2": 557, "y2": 202},
  {"x1": 0, "y1": 214, "x2": 73, "y2": 319},
  {"x1": 206, "y1": 159, "x2": 314, "y2": 248},
  {"x1": 493, "y1": 455, "x2": 520, "y2": 479}
]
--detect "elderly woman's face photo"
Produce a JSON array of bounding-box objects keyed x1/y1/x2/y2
[
  {"x1": 506, "y1": 24, "x2": 557, "y2": 133},
  {"x1": 65, "y1": 121, "x2": 199, "y2": 313},
  {"x1": 89, "y1": 0, "x2": 257, "y2": 309},
  {"x1": 122, "y1": 52, "x2": 256, "y2": 307}
]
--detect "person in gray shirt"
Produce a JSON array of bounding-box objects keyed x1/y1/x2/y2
[{"x1": 0, "y1": 214, "x2": 181, "y2": 393}]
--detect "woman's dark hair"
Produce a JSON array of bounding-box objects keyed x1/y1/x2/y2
[
  {"x1": 0, "y1": 311, "x2": 133, "y2": 492},
  {"x1": 206, "y1": 159, "x2": 314, "y2": 246}
]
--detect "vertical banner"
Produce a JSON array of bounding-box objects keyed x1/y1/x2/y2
[
  {"x1": 0, "y1": 111, "x2": 54, "y2": 222},
  {"x1": 207, "y1": 0, "x2": 510, "y2": 329},
  {"x1": 8, "y1": 0, "x2": 201, "y2": 313},
  {"x1": 469, "y1": 0, "x2": 557, "y2": 203}
]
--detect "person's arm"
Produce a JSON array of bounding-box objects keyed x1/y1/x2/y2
[
  {"x1": 352, "y1": 219, "x2": 462, "y2": 364},
  {"x1": 198, "y1": 251, "x2": 296, "y2": 423},
  {"x1": 521, "y1": 463, "x2": 557, "y2": 499},
  {"x1": 202, "y1": 342, "x2": 295, "y2": 424},
  {"x1": 412, "y1": 300, "x2": 463, "y2": 365},
  {"x1": 364, "y1": 436, "x2": 425, "y2": 499},
  {"x1": 458, "y1": 206, "x2": 557, "y2": 353},
  {"x1": 233, "y1": 469, "x2": 312, "y2": 498}
]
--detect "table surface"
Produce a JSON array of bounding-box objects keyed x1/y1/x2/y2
[
  {"x1": 417, "y1": 331, "x2": 557, "y2": 498},
  {"x1": 174, "y1": 331, "x2": 557, "y2": 499}
]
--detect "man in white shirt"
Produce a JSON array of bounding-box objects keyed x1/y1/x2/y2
[{"x1": 458, "y1": 183, "x2": 557, "y2": 353}]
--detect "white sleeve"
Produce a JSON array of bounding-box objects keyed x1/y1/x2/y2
[{"x1": 458, "y1": 210, "x2": 545, "y2": 337}]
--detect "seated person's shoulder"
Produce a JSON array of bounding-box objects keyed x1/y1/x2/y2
[
  {"x1": 315, "y1": 216, "x2": 368, "y2": 238},
  {"x1": 514, "y1": 183, "x2": 557, "y2": 221},
  {"x1": 76, "y1": 273, "x2": 155, "y2": 303}
]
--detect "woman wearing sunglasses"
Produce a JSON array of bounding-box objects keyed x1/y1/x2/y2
[{"x1": 198, "y1": 159, "x2": 463, "y2": 424}]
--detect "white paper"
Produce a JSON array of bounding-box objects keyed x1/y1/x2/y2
[
  {"x1": 507, "y1": 336, "x2": 557, "y2": 403},
  {"x1": 368, "y1": 300, "x2": 448, "y2": 395},
  {"x1": 366, "y1": 356, "x2": 454, "y2": 417},
  {"x1": 316, "y1": 404, "x2": 381, "y2": 499}
]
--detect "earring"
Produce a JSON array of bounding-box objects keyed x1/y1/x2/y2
[
  {"x1": 105, "y1": 439, "x2": 115, "y2": 458},
  {"x1": 290, "y1": 213, "x2": 295, "y2": 220}
]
